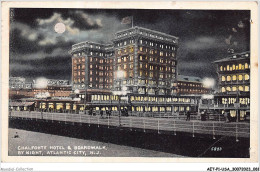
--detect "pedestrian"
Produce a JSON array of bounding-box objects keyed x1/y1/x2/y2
[
  {"x1": 100, "y1": 110, "x2": 103, "y2": 118},
  {"x1": 227, "y1": 111, "x2": 231, "y2": 122},
  {"x1": 125, "y1": 108, "x2": 128, "y2": 116},
  {"x1": 224, "y1": 110, "x2": 229, "y2": 122},
  {"x1": 89, "y1": 108, "x2": 93, "y2": 116},
  {"x1": 186, "y1": 111, "x2": 191, "y2": 121}
]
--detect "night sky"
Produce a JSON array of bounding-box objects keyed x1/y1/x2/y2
[{"x1": 10, "y1": 8, "x2": 250, "y2": 81}]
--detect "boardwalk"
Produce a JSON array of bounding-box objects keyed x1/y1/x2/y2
[{"x1": 10, "y1": 111, "x2": 250, "y2": 140}]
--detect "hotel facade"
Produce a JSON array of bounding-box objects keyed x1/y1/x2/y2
[{"x1": 69, "y1": 27, "x2": 204, "y2": 114}]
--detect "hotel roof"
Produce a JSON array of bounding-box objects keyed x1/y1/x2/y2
[
  {"x1": 177, "y1": 75, "x2": 202, "y2": 83},
  {"x1": 214, "y1": 51, "x2": 250, "y2": 63}
]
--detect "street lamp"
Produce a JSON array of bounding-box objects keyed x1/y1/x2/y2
[
  {"x1": 114, "y1": 70, "x2": 126, "y2": 126},
  {"x1": 35, "y1": 77, "x2": 48, "y2": 118},
  {"x1": 202, "y1": 77, "x2": 215, "y2": 120}
]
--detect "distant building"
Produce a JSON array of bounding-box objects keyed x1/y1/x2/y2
[
  {"x1": 176, "y1": 75, "x2": 209, "y2": 94},
  {"x1": 9, "y1": 77, "x2": 32, "y2": 89},
  {"x1": 9, "y1": 78, "x2": 72, "y2": 100},
  {"x1": 211, "y1": 51, "x2": 250, "y2": 121}
]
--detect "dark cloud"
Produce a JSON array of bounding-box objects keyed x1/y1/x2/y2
[
  {"x1": 9, "y1": 9, "x2": 250, "y2": 81},
  {"x1": 68, "y1": 10, "x2": 103, "y2": 30}
]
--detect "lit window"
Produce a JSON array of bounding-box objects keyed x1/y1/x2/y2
[
  {"x1": 220, "y1": 66, "x2": 223, "y2": 71},
  {"x1": 227, "y1": 65, "x2": 230, "y2": 71},
  {"x1": 226, "y1": 87, "x2": 231, "y2": 91},
  {"x1": 239, "y1": 86, "x2": 243, "y2": 91},
  {"x1": 140, "y1": 56, "x2": 142, "y2": 60},
  {"x1": 238, "y1": 75, "x2": 243, "y2": 81},
  {"x1": 245, "y1": 86, "x2": 249, "y2": 91},
  {"x1": 227, "y1": 76, "x2": 231, "y2": 81},
  {"x1": 221, "y1": 76, "x2": 226, "y2": 81},
  {"x1": 245, "y1": 74, "x2": 249, "y2": 80},
  {"x1": 140, "y1": 47, "x2": 143, "y2": 51},
  {"x1": 233, "y1": 64, "x2": 236, "y2": 70},
  {"x1": 232, "y1": 75, "x2": 237, "y2": 81},
  {"x1": 239, "y1": 64, "x2": 242, "y2": 70},
  {"x1": 245, "y1": 63, "x2": 249, "y2": 69},
  {"x1": 232, "y1": 86, "x2": 237, "y2": 91}
]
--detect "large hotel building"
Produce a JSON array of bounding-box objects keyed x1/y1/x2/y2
[{"x1": 69, "y1": 26, "x2": 201, "y2": 113}]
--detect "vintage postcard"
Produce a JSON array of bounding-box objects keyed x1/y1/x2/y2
[{"x1": 1, "y1": 0, "x2": 259, "y2": 166}]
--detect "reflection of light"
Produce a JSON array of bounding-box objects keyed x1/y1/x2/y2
[
  {"x1": 202, "y1": 94, "x2": 214, "y2": 99},
  {"x1": 35, "y1": 77, "x2": 48, "y2": 89},
  {"x1": 117, "y1": 70, "x2": 125, "y2": 79},
  {"x1": 202, "y1": 78, "x2": 215, "y2": 88},
  {"x1": 74, "y1": 89, "x2": 79, "y2": 94}
]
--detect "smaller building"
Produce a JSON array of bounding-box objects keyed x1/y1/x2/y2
[
  {"x1": 9, "y1": 78, "x2": 73, "y2": 100},
  {"x1": 9, "y1": 77, "x2": 32, "y2": 89},
  {"x1": 176, "y1": 75, "x2": 209, "y2": 94},
  {"x1": 199, "y1": 51, "x2": 250, "y2": 121}
]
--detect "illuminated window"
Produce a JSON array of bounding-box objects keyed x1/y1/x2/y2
[
  {"x1": 232, "y1": 75, "x2": 237, "y2": 81},
  {"x1": 232, "y1": 86, "x2": 237, "y2": 91},
  {"x1": 238, "y1": 75, "x2": 243, "y2": 81},
  {"x1": 221, "y1": 76, "x2": 226, "y2": 81},
  {"x1": 239, "y1": 86, "x2": 244, "y2": 91},
  {"x1": 239, "y1": 64, "x2": 242, "y2": 70},
  {"x1": 226, "y1": 86, "x2": 231, "y2": 91},
  {"x1": 220, "y1": 66, "x2": 223, "y2": 71},
  {"x1": 232, "y1": 64, "x2": 236, "y2": 70},
  {"x1": 140, "y1": 47, "x2": 143, "y2": 51},
  {"x1": 221, "y1": 87, "x2": 226, "y2": 92},
  {"x1": 227, "y1": 65, "x2": 230, "y2": 71},
  {"x1": 245, "y1": 86, "x2": 249, "y2": 91},
  {"x1": 160, "y1": 51, "x2": 163, "y2": 56},
  {"x1": 245, "y1": 74, "x2": 249, "y2": 80},
  {"x1": 230, "y1": 110, "x2": 236, "y2": 117},
  {"x1": 245, "y1": 63, "x2": 249, "y2": 69},
  {"x1": 227, "y1": 75, "x2": 231, "y2": 81},
  {"x1": 139, "y1": 56, "x2": 142, "y2": 60}
]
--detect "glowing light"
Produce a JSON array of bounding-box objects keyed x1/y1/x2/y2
[
  {"x1": 116, "y1": 70, "x2": 125, "y2": 79},
  {"x1": 35, "y1": 77, "x2": 48, "y2": 89},
  {"x1": 202, "y1": 94, "x2": 214, "y2": 99},
  {"x1": 74, "y1": 89, "x2": 80, "y2": 94},
  {"x1": 122, "y1": 86, "x2": 127, "y2": 91},
  {"x1": 202, "y1": 78, "x2": 215, "y2": 88}
]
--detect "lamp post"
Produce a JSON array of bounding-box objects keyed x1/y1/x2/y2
[
  {"x1": 202, "y1": 78, "x2": 215, "y2": 120},
  {"x1": 116, "y1": 70, "x2": 125, "y2": 126},
  {"x1": 35, "y1": 77, "x2": 48, "y2": 119}
]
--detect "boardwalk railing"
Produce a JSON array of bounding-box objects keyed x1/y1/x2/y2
[{"x1": 9, "y1": 111, "x2": 249, "y2": 141}]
